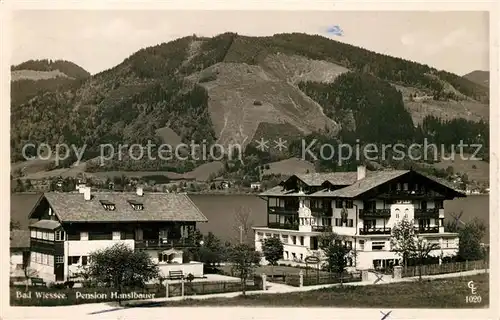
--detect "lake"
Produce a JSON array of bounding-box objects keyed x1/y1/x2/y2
[{"x1": 190, "y1": 194, "x2": 490, "y2": 243}]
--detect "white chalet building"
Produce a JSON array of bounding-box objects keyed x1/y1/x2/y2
[
  {"x1": 253, "y1": 166, "x2": 465, "y2": 270},
  {"x1": 27, "y1": 188, "x2": 207, "y2": 282}
]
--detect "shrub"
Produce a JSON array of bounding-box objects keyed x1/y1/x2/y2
[{"x1": 64, "y1": 281, "x2": 75, "y2": 289}]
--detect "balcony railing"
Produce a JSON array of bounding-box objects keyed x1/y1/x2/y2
[
  {"x1": 359, "y1": 227, "x2": 392, "y2": 235},
  {"x1": 268, "y1": 207, "x2": 298, "y2": 215},
  {"x1": 416, "y1": 226, "x2": 440, "y2": 233},
  {"x1": 312, "y1": 225, "x2": 332, "y2": 232},
  {"x1": 268, "y1": 223, "x2": 300, "y2": 230},
  {"x1": 135, "y1": 238, "x2": 195, "y2": 249},
  {"x1": 359, "y1": 209, "x2": 391, "y2": 218},
  {"x1": 310, "y1": 207, "x2": 333, "y2": 217},
  {"x1": 414, "y1": 208, "x2": 440, "y2": 218}
]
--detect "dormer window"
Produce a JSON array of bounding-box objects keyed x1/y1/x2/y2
[
  {"x1": 100, "y1": 200, "x2": 116, "y2": 211},
  {"x1": 128, "y1": 200, "x2": 144, "y2": 210}
]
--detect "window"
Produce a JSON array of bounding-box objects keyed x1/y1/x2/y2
[
  {"x1": 55, "y1": 230, "x2": 64, "y2": 241},
  {"x1": 31, "y1": 254, "x2": 36, "y2": 263},
  {"x1": 435, "y1": 200, "x2": 444, "y2": 209},
  {"x1": 112, "y1": 231, "x2": 121, "y2": 240},
  {"x1": 282, "y1": 235, "x2": 288, "y2": 243},
  {"x1": 345, "y1": 200, "x2": 353, "y2": 209},
  {"x1": 48, "y1": 232, "x2": 55, "y2": 241},
  {"x1": 335, "y1": 200, "x2": 343, "y2": 208},
  {"x1": 128, "y1": 200, "x2": 144, "y2": 210},
  {"x1": 420, "y1": 201, "x2": 427, "y2": 210},
  {"x1": 322, "y1": 218, "x2": 332, "y2": 226},
  {"x1": 257, "y1": 232, "x2": 263, "y2": 240},
  {"x1": 347, "y1": 219, "x2": 354, "y2": 227},
  {"x1": 100, "y1": 200, "x2": 116, "y2": 211},
  {"x1": 35, "y1": 252, "x2": 41, "y2": 263},
  {"x1": 285, "y1": 251, "x2": 289, "y2": 259},
  {"x1": 439, "y1": 218, "x2": 444, "y2": 227},
  {"x1": 269, "y1": 197, "x2": 278, "y2": 207},
  {"x1": 363, "y1": 200, "x2": 376, "y2": 211},
  {"x1": 68, "y1": 256, "x2": 80, "y2": 265},
  {"x1": 364, "y1": 219, "x2": 376, "y2": 229},
  {"x1": 396, "y1": 183, "x2": 401, "y2": 191},
  {"x1": 273, "y1": 234, "x2": 279, "y2": 238},
  {"x1": 299, "y1": 236, "x2": 304, "y2": 246},
  {"x1": 372, "y1": 241, "x2": 385, "y2": 251},
  {"x1": 265, "y1": 233, "x2": 272, "y2": 238},
  {"x1": 82, "y1": 256, "x2": 88, "y2": 266},
  {"x1": 291, "y1": 236, "x2": 297, "y2": 245},
  {"x1": 36, "y1": 230, "x2": 42, "y2": 239},
  {"x1": 359, "y1": 240, "x2": 365, "y2": 250},
  {"x1": 42, "y1": 232, "x2": 49, "y2": 240},
  {"x1": 55, "y1": 256, "x2": 64, "y2": 264},
  {"x1": 299, "y1": 254, "x2": 303, "y2": 261},
  {"x1": 88, "y1": 231, "x2": 112, "y2": 240},
  {"x1": 30, "y1": 230, "x2": 36, "y2": 238},
  {"x1": 42, "y1": 254, "x2": 48, "y2": 265},
  {"x1": 403, "y1": 183, "x2": 409, "y2": 191},
  {"x1": 48, "y1": 255, "x2": 54, "y2": 267}
]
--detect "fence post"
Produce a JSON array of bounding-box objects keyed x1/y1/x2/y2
[
  {"x1": 166, "y1": 281, "x2": 169, "y2": 298},
  {"x1": 261, "y1": 273, "x2": 267, "y2": 291},
  {"x1": 181, "y1": 279, "x2": 184, "y2": 298},
  {"x1": 299, "y1": 270, "x2": 304, "y2": 288}
]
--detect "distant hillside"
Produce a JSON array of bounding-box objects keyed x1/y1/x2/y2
[
  {"x1": 10, "y1": 33, "x2": 490, "y2": 185},
  {"x1": 11, "y1": 59, "x2": 90, "y2": 107},
  {"x1": 463, "y1": 70, "x2": 489, "y2": 88}
]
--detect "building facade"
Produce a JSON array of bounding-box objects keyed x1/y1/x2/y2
[
  {"x1": 27, "y1": 188, "x2": 207, "y2": 282},
  {"x1": 253, "y1": 166, "x2": 465, "y2": 270}
]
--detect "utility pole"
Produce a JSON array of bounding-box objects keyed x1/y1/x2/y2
[{"x1": 239, "y1": 226, "x2": 243, "y2": 244}]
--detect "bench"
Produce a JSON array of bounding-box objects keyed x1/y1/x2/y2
[
  {"x1": 31, "y1": 277, "x2": 46, "y2": 287},
  {"x1": 168, "y1": 271, "x2": 184, "y2": 280}
]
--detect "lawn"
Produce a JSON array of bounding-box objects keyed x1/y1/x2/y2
[
  {"x1": 153, "y1": 273, "x2": 489, "y2": 308},
  {"x1": 220, "y1": 264, "x2": 331, "y2": 277}
]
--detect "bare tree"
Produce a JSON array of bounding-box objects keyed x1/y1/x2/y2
[
  {"x1": 413, "y1": 237, "x2": 440, "y2": 280},
  {"x1": 233, "y1": 206, "x2": 254, "y2": 245}
]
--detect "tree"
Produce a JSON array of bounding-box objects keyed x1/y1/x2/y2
[
  {"x1": 22, "y1": 257, "x2": 38, "y2": 291},
  {"x1": 10, "y1": 220, "x2": 21, "y2": 230},
  {"x1": 458, "y1": 218, "x2": 486, "y2": 261},
  {"x1": 261, "y1": 237, "x2": 284, "y2": 279},
  {"x1": 319, "y1": 232, "x2": 353, "y2": 286},
  {"x1": 87, "y1": 243, "x2": 160, "y2": 305},
  {"x1": 412, "y1": 237, "x2": 439, "y2": 280},
  {"x1": 233, "y1": 206, "x2": 253, "y2": 245},
  {"x1": 229, "y1": 244, "x2": 261, "y2": 295},
  {"x1": 390, "y1": 216, "x2": 417, "y2": 268}
]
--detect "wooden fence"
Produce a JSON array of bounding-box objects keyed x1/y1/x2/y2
[
  {"x1": 402, "y1": 260, "x2": 488, "y2": 278},
  {"x1": 270, "y1": 272, "x2": 362, "y2": 287},
  {"x1": 166, "y1": 278, "x2": 262, "y2": 297}
]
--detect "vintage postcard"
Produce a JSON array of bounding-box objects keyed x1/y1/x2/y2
[{"x1": 1, "y1": 1, "x2": 498, "y2": 319}]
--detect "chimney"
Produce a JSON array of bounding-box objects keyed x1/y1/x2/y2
[
  {"x1": 357, "y1": 165, "x2": 366, "y2": 181},
  {"x1": 84, "y1": 187, "x2": 91, "y2": 201},
  {"x1": 136, "y1": 186, "x2": 143, "y2": 196}
]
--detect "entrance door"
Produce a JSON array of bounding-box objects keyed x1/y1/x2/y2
[{"x1": 55, "y1": 263, "x2": 64, "y2": 281}]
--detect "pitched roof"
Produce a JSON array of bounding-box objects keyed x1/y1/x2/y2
[
  {"x1": 30, "y1": 220, "x2": 62, "y2": 230},
  {"x1": 311, "y1": 170, "x2": 409, "y2": 198},
  {"x1": 10, "y1": 192, "x2": 43, "y2": 230},
  {"x1": 294, "y1": 172, "x2": 358, "y2": 186},
  {"x1": 43, "y1": 192, "x2": 208, "y2": 223},
  {"x1": 259, "y1": 186, "x2": 308, "y2": 197},
  {"x1": 10, "y1": 230, "x2": 30, "y2": 248}
]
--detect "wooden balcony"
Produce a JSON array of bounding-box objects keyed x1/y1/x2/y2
[
  {"x1": 312, "y1": 225, "x2": 332, "y2": 232},
  {"x1": 414, "y1": 208, "x2": 440, "y2": 218},
  {"x1": 359, "y1": 227, "x2": 392, "y2": 235},
  {"x1": 416, "y1": 226, "x2": 439, "y2": 234},
  {"x1": 135, "y1": 238, "x2": 195, "y2": 250},
  {"x1": 268, "y1": 207, "x2": 298, "y2": 215},
  {"x1": 268, "y1": 223, "x2": 300, "y2": 230},
  {"x1": 359, "y1": 209, "x2": 391, "y2": 218},
  {"x1": 310, "y1": 207, "x2": 333, "y2": 217}
]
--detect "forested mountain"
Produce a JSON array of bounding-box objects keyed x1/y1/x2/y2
[
  {"x1": 463, "y1": 70, "x2": 489, "y2": 88},
  {"x1": 11, "y1": 33, "x2": 489, "y2": 182},
  {"x1": 11, "y1": 59, "x2": 90, "y2": 107}
]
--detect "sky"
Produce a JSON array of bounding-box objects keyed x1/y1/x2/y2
[{"x1": 10, "y1": 10, "x2": 490, "y2": 76}]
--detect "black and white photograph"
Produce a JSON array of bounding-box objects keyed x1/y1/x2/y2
[{"x1": 2, "y1": 2, "x2": 498, "y2": 319}]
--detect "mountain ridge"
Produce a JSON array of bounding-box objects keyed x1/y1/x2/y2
[{"x1": 10, "y1": 33, "x2": 489, "y2": 185}]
